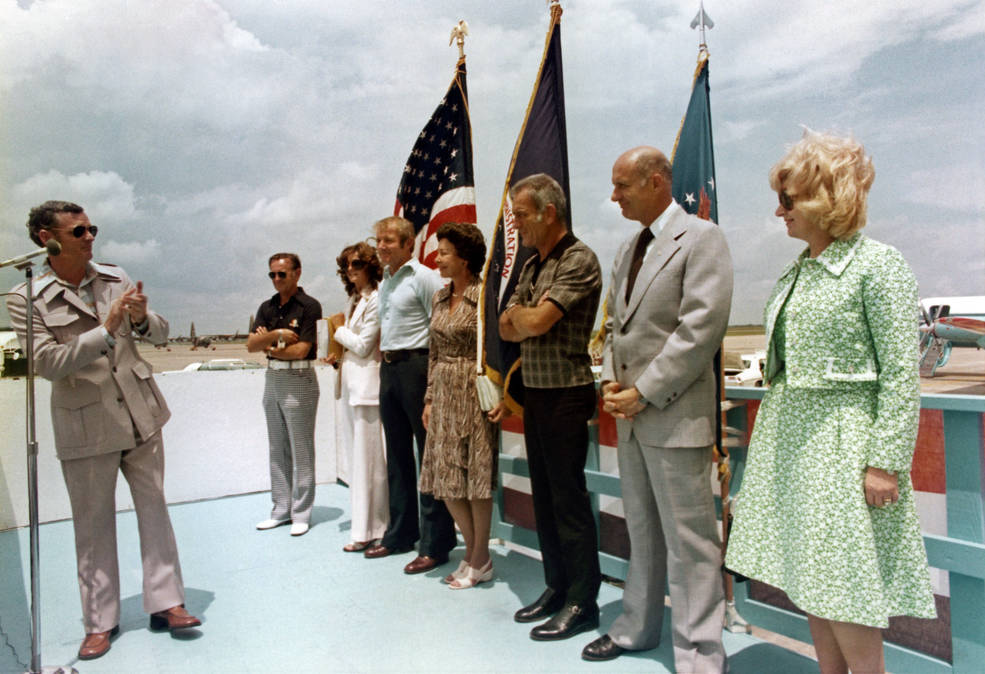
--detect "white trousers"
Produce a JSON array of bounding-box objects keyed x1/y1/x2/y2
[{"x1": 334, "y1": 393, "x2": 388, "y2": 542}]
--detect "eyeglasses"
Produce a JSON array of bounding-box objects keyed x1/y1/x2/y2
[
  {"x1": 778, "y1": 190, "x2": 796, "y2": 211},
  {"x1": 68, "y1": 225, "x2": 98, "y2": 238},
  {"x1": 268, "y1": 271, "x2": 290, "y2": 279},
  {"x1": 347, "y1": 259, "x2": 368, "y2": 270}
]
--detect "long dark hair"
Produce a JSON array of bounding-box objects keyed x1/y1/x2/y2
[{"x1": 336, "y1": 241, "x2": 382, "y2": 297}]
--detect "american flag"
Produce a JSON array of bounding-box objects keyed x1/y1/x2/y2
[{"x1": 394, "y1": 58, "x2": 476, "y2": 268}]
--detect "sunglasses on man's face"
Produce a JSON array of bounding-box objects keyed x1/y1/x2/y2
[
  {"x1": 67, "y1": 224, "x2": 98, "y2": 238},
  {"x1": 268, "y1": 270, "x2": 291, "y2": 279}
]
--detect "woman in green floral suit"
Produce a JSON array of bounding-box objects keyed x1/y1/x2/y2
[{"x1": 724, "y1": 130, "x2": 936, "y2": 674}]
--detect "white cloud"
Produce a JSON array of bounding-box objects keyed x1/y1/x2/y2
[
  {"x1": 904, "y1": 164, "x2": 985, "y2": 214},
  {"x1": 2, "y1": 0, "x2": 983, "y2": 333},
  {"x1": 8, "y1": 170, "x2": 137, "y2": 224},
  {"x1": 718, "y1": 119, "x2": 763, "y2": 144},
  {"x1": 100, "y1": 238, "x2": 162, "y2": 265},
  {"x1": 930, "y1": 0, "x2": 985, "y2": 41}
]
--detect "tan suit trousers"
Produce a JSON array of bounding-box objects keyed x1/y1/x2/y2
[{"x1": 60, "y1": 431, "x2": 185, "y2": 633}]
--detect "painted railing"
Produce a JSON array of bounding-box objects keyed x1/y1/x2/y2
[{"x1": 491, "y1": 387, "x2": 985, "y2": 673}]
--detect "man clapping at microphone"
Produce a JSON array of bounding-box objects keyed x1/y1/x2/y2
[{"x1": 6, "y1": 201, "x2": 201, "y2": 661}]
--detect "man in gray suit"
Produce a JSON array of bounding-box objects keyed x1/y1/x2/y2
[
  {"x1": 580, "y1": 148, "x2": 732, "y2": 672},
  {"x1": 7, "y1": 201, "x2": 201, "y2": 661}
]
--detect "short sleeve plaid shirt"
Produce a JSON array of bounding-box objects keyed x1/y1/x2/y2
[{"x1": 507, "y1": 233, "x2": 602, "y2": 389}]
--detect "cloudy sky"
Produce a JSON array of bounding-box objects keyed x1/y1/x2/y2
[{"x1": 2, "y1": 0, "x2": 983, "y2": 334}]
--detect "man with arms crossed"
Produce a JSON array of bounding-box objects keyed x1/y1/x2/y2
[
  {"x1": 7, "y1": 201, "x2": 200, "y2": 661},
  {"x1": 363, "y1": 216, "x2": 456, "y2": 574},
  {"x1": 248, "y1": 253, "x2": 322, "y2": 537},
  {"x1": 499, "y1": 174, "x2": 603, "y2": 641},
  {"x1": 581, "y1": 147, "x2": 732, "y2": 672}
]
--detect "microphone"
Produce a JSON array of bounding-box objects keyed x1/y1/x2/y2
[{"x1": 0, "y1": 240, "x2": 61, "y2": 269}]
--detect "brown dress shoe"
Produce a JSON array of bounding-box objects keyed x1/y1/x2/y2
[
  {"x1": 149, "y1": 605, "x2": 202, "y2": 633},
  {"x1": 403, "y1": 554, "x2": 448, "y2": 574},
  {"x1": 78, "y1": 625, "x2": 119, "y2": 660},
  {"x1": 363, "y1": 543, "x2": 412, "y2": 559}
]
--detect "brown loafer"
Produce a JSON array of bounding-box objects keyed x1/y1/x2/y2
[
  {"x1": 403, "y1": 554, "x2": 447, "y2": 575},
  {"x1": 363, "y1": 543, "x2": 412, "y2": 559},
  {"x1": 149, "y1": 605, "x2": 202, "y2": 633},
  {"x1": 78, "y1": 625, "x2": 119, "y2": 660}
]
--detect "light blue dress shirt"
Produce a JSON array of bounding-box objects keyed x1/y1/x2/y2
[{"x1": 378, "y1": 258, "x2": 445, "y2": 351}]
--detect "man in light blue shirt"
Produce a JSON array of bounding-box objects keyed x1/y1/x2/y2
[{"x1": 363, "y1": 216, "x2": 456, "y2": 574}]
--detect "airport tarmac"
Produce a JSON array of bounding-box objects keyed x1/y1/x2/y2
[{"x1": 140, "y1": 335, "x2": 984, "y2": 395}]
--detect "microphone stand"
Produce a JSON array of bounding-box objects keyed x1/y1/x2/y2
[{"x1": 13, "y1": 259, "x2": 77, "y2": 674}]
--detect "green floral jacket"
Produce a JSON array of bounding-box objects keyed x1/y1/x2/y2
[{"x1": 762, "y1": 233, "x2": 921, "y2": 472}]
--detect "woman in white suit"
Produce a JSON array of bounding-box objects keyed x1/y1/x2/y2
[{"x1": 326, "y1": 241, "x2": 389, "y2": 551}]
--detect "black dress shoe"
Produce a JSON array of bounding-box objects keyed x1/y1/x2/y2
[
  {"x1": 530, "y1": 602, "x2": 599, "y2": 641},
  {"x1": 582, "y1": 634, "x2": 626, "y2": 661},
  {"x1": 514, "y1": 587, "x2": 566, "y2": 623}
]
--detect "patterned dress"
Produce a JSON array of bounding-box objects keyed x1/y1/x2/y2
[
  {"x1": 419, "y1": 280, "x2": 498, "y2": 500},
  {"x1": 724, "y1": 234, "x2": 936, "y2": 627}
]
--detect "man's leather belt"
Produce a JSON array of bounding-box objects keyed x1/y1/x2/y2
[
  {"x1": 382, "y1": 348, "x2": 428, "y2": 364},
  {"x1": 268, "y1": 359, "x2": 313, "y2": 370}
]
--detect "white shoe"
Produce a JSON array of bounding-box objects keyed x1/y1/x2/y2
[
  {"x1": 290, "y1": 522, "x2": 310, "y2": 536},
  {"x1": 443, "y1": 560, "x2": 470, "y2": 584},
  {"x1": 256, "y1": 518, "x2": 290, "y2": 530},
  {"x1": 449, "y1": 559, "x2": 493, "y2": 590}
]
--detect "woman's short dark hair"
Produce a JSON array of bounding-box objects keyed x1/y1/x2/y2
[
  {"x1": 336, "y1": 240, "x2": 383, "y2": 296},
  {"x1": 436, "y1": 222, "x2": 486, "y2": 276}
]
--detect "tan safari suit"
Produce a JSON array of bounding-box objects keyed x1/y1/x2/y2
[{"x1": 7, "y1": 261, "x2": 186, "y2": 634}]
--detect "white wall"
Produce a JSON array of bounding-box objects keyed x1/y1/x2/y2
[{"x1": 0, "y1": 369, "x2": 339, "y2": 530}]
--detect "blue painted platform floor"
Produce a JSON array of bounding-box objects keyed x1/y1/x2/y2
[{"x1": 0, "y1": 485, "x2": 817, "y2": 673}]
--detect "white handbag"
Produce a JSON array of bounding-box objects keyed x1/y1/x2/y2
[{"x1": 475, "y1": 293, "x2": 502, "y2": 412}]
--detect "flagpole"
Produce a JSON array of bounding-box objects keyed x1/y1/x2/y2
[
  {"x1": 680, "y1": 2, "x2": 753, "y2": 636},
  {"x1": 449, "y1": 20, "x2": 468, "y2": 61}
]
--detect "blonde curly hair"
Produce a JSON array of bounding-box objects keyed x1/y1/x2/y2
[{"x1": 769, "y1": 129, "x2": 875, "y2": 239}]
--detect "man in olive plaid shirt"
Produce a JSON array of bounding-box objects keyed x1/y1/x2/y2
[{"x1": 499, "y1": 173, "x2": 603, "y2": 642}]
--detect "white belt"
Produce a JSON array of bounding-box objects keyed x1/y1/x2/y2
[{"x1": 267, "y1": 359, "x2": 313, "y2": 370}]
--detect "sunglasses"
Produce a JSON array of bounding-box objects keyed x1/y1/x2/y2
[
  {"x1": 347, "y1": 259, "x2": 368, "y2": 270},
  {"x1": 778, "y1": 190, "x2": 796, "y2": 211},
  {"x1": 67, "y1": 224, "x2": 98, "y2": 238},
  {"x1": 268, "y1": 271, "x2": 291, "y2": 279}
]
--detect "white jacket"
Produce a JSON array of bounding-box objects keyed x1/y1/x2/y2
[{"x1": 334, "y1": 288, "x2": 381, "y2": 406}]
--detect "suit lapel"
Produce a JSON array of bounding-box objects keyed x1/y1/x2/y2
[
  {"x1": 40, "y1": 281, "x2": 98, "y2": 321},
  {"x1": 621, "y1": 209, "x2": 685, "y2": 323},
  {"x1": 349, "y1": 294, "x2": 366, "y2": 327}
]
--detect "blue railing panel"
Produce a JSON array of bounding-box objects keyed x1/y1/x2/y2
[{"x1": 492, "y1": 386, "x2": 985, "y2": 673}]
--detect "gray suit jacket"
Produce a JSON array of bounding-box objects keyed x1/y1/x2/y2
[
  {"x1": 7, "y1": 262, "x2": 171, "y2": 460},
  {"x1": 601, "y1": 203, "x2": 733, "y2": 448}
]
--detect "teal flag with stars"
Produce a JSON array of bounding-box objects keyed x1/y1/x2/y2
[{"x1": 671, "y1": 53, "x2": 717, "y2": 223}]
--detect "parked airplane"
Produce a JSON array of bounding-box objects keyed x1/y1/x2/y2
[
  {"x1": 189, "y1": 322, "x2": 214, "y2": 350},
  {"x1": 919, "y1": 296, "x2": 985, "y2": 377}
]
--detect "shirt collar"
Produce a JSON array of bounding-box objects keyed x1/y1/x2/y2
[
  {"x1": 538, "y1": 232, "x2": 577, "y2": 264},
  {"x1": 800, "y1": 233, "x2": 863, "y2": 276},
  {"x1": 647, "y1": 200, "x2": 680, "y2": 237},
  {"x1": 33, "y1": 261, "x2": 120, "y2": 296},
  {"x1": 269, "y1": 287, "x2": 306, "y2": 307},
  {"x1": 384, "y1": 257, "x2": 421, "y2": 280}
]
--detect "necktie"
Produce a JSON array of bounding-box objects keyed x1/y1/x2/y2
[{"x1": 625, "y1": 227, "x2": 654, "y2": 301}]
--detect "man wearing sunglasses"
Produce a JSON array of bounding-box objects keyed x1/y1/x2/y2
[
  {"x1": 247, "y1": 252, "x2": 322, "y2": 537},
  {"x1": 6, "y1": 200, "x2": 201, "y2": 661}
]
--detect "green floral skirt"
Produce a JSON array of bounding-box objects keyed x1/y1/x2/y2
[{"x1": 724, "y1": 376, "x2": 937, "y2": 627}]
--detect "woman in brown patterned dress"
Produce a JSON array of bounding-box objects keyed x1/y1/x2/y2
[{"x1": 420, "y1": 222, "x2": 508, "y2": 589}]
